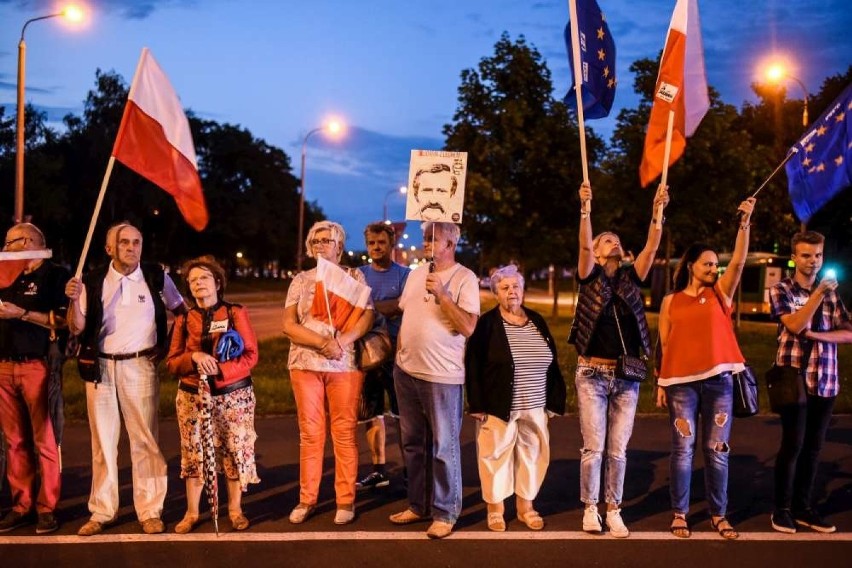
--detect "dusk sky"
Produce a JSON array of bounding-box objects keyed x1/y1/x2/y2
[{"x1": 1, "y1": 0, "x2": 850, "y2": 249}]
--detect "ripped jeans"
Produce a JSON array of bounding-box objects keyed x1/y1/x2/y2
[{"x1": 665, "y1": 372, "x2": 733, "y2": 516}]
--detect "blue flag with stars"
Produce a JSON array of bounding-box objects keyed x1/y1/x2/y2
[
  {"x1": 785, "y1": 82, "x2": 852, "y2": 223},
  {"x1": 564, "y1": 0, "x2": 616, "y2": 119}
]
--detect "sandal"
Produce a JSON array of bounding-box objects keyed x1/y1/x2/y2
[
  {"x1": 518, "y1": 510, "x2": 545, "y2": 531},
  {"x1": 711, "y1": 516, "x2": 739, "y2": 540},
  {"x1": 230, "y1": 512, "x2": 250, "y2": 531},
  {"x1": 670, "y1": 513, "x2": 691, "y2": 538},
  {"x1": 487, "y1": 512, "x2": 506, "y2": 532}
]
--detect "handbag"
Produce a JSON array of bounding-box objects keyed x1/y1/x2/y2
[
  {"x1": 732, "y1": 365, "x2": 759, "y2": 417},
  {"x1": 356, "y1": 317, "x2": 393, "y2": 371},
  {"x1": 75, "y1": 342, "x2": 101, "y2": 384},
  {"x1": 613, "y1": 307, "x2": 647, "y2": 382},
  {"x1": 766, "y1": 364, "x2": 805, "y2": 413}
]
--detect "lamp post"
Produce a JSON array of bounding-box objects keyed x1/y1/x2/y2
[
  {"x1": 14, "y1": 5, "x2": 84, "y2": 224},
  {"x1": 296, "y1": 119, "x2": 343, "y2": 271},
  {"x1": 765, "y1": 64, "x2": 809, "y2": 127},
  {"x1": 382, "y1": 186, "x2": 407, "y2": 222}
]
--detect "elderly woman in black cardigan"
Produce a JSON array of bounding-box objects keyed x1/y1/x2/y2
[{"x1": 465, "y1": 265, "x2": 565, "y2": 532}]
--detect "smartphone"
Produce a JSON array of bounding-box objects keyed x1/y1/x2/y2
[{"x1": 825, "y1": 268, "x2": 837, "y2": 280}]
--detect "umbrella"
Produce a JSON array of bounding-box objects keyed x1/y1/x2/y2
[
  {"x1": 198, "y1": 373, "x2": 219, "y2": 535},
  {"x1": 47, "y1": 312, "x2": 65, "y2": 471}
]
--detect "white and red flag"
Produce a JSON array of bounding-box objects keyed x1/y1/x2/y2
[
  {"x1": 310, "y1": 257, "x2": 372, "y2": 333},
  {"x1": 113, "y1": 48, "x2": 208, "y2": 230},
  {"x1": 639, "y1": 0, "x2": 709, "y2": 187},
  {"x1": 0, "y1": 250, "x2": 52, "y2": 288}
]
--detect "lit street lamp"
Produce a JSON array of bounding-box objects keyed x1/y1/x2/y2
[
  {"x1": 14, "y1": 4, "x2": 84, "y2": 223},
  {"x1": 764, "y1": 63, "x2": 809, "y2": 127},
  {"x1": 296, "y1": 119, "x2": 344, "y2": 271},
  {"x1": 383, "y1": 186, "x2": 407, "y2": 222}
]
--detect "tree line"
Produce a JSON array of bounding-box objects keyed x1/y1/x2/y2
[{"x1": 1, "y1": 34, "x2": 850, "y2": 280}]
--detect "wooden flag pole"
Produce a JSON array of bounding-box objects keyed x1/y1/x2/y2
[
  {"x1": 74, "y1": 156, "x2": 116, "y2": 279},
  {"x1": 568, "y1": 0, "x2": 590, "y2": 214},
  {"x1": 656, "y1": 110, "x2": 675, "y2": 229}
]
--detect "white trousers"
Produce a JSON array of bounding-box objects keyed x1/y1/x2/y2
[
  {"x1": 85, "y1": 357, "x2": 167, "y2": 522},
  {"x1": 476, "y1": 407, "x2": 550, "y2": 503}
]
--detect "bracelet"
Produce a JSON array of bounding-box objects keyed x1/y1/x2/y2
[
  {"x1": 652, "y1": 216, "x2": 666, "y2": 225},
  {"x1": 581, "y1": 212, "x2": 589, "y2": 219},
  {"x1": 739, "y1": 223, "x2": 750, "y2": 231}
]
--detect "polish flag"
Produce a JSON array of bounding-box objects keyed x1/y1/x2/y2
[
  {"x1": 0, "y1": 250, "x2": 52, "y2": 288},
  {"x1": 112, "y1": 48, "x2": 208, "y2": 230},
  {"x1": 638, "y1": 0, "x2": 709, "y2": 187},
  {"x1": 311, "y1": 257, "x2": 372, "y2": 333}
]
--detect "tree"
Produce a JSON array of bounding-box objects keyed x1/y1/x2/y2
[{"x1": 443, "y1": 33, "x2": 604, "y2": 272}]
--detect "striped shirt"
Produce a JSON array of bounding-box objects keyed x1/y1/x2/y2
[
  {"x1": 503, "y1": 320, "x2": 552, "y2": 411},
  {"x1": 770, "y1": 277, "x2": 850, "y2": 397}
]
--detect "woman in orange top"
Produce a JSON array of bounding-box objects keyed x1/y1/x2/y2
[
  {"x1": 167, "y1": 256, "x2": 260, "y2": 533},
  {"x1": 656, "y1": 197, "x2": 756, "y2": 540}
]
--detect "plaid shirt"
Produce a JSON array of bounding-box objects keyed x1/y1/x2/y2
[{"x1": 769, "y1": 277, "x2": 850, "y2": 397}]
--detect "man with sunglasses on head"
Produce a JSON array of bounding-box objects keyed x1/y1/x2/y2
[
  {"x1": 65, "y1": 222, "x2": 186, "y2": 536},
  {"x1": 0, "y1": 223, "x2": 69, "y2": 534}
]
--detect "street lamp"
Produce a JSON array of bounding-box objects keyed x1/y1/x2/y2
[
  {"x1": 764, "y1": 63, "x2": 809, "y2": 127},
  {"x1": 15, "y1": 4, "x2": 85, "y2": 224},
  {"x1": 296, "y1": 118, "x2": 345, "y2": 270},
  {"x1": 383, "y1": 186, "x2": 407, "y2": 222}
]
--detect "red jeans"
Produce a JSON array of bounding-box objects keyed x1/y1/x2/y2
[
  {"x1": 0, "y1": 360, "x2": 60, "y2": 513},
  {"x1": 290, "y1": 369, "x2": 363, "y2": 507}
]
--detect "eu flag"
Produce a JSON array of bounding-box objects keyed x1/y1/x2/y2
[
  {"x1": 564, "y1": 0, "x2": 617, "y2": 119},
  {"x1": 785, "y1": 82, "x2": 852, "y2": 223}
]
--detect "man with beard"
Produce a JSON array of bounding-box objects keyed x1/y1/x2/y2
[
  {"x1": 769, "y1": 231, "x2": 852, "y2": 534},
  {"x1": 411, "y1": 164, "x2": 458, "y2": 222},
  {"x1": 569, "y1": 181, "x2": 668, "y2": 538}
]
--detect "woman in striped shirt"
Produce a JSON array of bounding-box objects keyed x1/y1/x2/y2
[{"x1": 465, "y1": 265, "x2": 565, "y2": 532}]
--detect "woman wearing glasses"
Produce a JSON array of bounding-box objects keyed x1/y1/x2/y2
[{"x1": 283, "y1": 221, "x2": 374, "y2": 525}]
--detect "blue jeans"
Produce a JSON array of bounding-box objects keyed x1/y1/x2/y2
[
  {"x1": 394, "y1": 365, "x2": 463, "y2": 524},
  {"x1": 575, "y1": 365, "x2": 639, "y2": 505},
  {"x1": 665, "y1": 373, "x2": 733, "y2": 516}
]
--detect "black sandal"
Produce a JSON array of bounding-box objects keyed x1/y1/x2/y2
[
  {"x1": 711, "y1": 516, "x2": 739, "y2": 540},
  {"x1": 670, "y1": 513, "x2": 691, "y2": 538}
]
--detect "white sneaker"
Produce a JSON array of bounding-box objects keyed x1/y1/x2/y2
[
  {"x1": 334, "y1": 507, "x2": 356, "y2": 525},
  {"x1": 606, "y1": 508, "x2": 630, "y2": 538},
  {"x1": 583, "y1": 504, "x2": 602, "y2": 533}
]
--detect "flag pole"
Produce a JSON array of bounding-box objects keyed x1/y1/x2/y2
[
  {"x1": 656, "y1": 110, "x2": 675, "y2": 229},
  {"x1": 568, "y1": 0, "x2": 590, "y2": 214},
  {"x1": 750, "y1": 148, "x2": 798, "y2": 199},
  {"x1": 74, "y1": 49, "x2": 148, "y2": 279}
]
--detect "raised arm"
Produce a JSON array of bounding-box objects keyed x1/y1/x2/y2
[
  {"x1": 633, "y1": 184, "x2": 669, "y2": 280},
  {"x1": 718, "y1": 197, "x2": 756, "y2": 303},
  {"x1": 577, "y1": 182, "x2": 595, "y2": 279}
]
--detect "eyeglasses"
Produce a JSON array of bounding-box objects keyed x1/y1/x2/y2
[
  {"x1": 310, "y1": 238, "x2": 337, "y2": 247},
  {"x1": 4, "y1": 236, "x2": 30, "y2": 248}
]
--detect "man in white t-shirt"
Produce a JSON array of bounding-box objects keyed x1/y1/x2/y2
[
  {"x1": 65, "y1": 223, "x2": 186, "y2": 536},
  {"x1": 388, "y1": 222, "x2": 479, "y2": 539}
]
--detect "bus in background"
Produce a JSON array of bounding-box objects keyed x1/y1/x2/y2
[{"x1": 642, "y1": 252, "x2": 790, "y2": 318}]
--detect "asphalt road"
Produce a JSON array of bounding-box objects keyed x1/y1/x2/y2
[{"x1": 1, "y1": 414, "x2": 850, "y2": 567}]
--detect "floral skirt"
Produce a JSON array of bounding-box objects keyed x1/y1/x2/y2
[{"x1": 176, "y1": 385, "x2": 261, "y2": 491}]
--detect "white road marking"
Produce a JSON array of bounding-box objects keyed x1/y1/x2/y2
[{"x1": 1, "y1": 530, "x2": 849, "y2": 544}]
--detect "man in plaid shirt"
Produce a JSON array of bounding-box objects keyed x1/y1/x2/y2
[{"x1": 769, "y1": 231, "x2": 852, "y2": 535}]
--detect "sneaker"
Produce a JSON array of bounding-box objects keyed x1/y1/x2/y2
[
  {"x1": 771, "y1": 509, "x2": 797, "y2": 534},
  {"x1": 140, "y1": 517, "x2": 165, "y2": 534},
  {"x1": 289, "y1": 503, "x2": 315, "y2": 524},
  {"x1": 334, "y1": 507, "x2": 356, "y2": 525},
  {"x1": 356, "y1": 471, "x2": 390, "y2": 491},
  {"x1": 36, "y1": 512, "x2": 59, "y2": 534},
  {"x1": 605, "y1": 508, "x2": 630, "y2": 538},
  {"x1": 582, "y1": 504, "x2": 603, "y2": 534},
  {"x1": 426, "y1": 520, "x2": 454, "y2": 539},
  {"x1": 0, "y1": 510, "x2": 32, "y2": 533},
  {"x1": 793, "y1": 508, "x2": 836, "y2": 534}
]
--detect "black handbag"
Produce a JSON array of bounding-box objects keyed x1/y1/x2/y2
[
  {"x1": 732, "y1": 365, "x2": 759, "y2": 417},
  {"x1": 613, "y1": 308, "x2": 647, "y2": 382},
  {"x1": 766, "y1": 364, "x2": 805, "y2": 413}
]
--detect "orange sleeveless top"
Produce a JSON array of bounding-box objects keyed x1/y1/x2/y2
[{"x1": 658, "y1": 284, "x2": 745, "y2": 386}]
